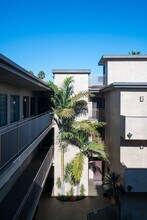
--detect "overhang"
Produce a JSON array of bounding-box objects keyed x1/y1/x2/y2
[
  {"x1": 100, "y1": 82, "x2": 147, "y2": 92},
  {"x1": 0, "y1": 53, "x2": 50, "y2": 91}
]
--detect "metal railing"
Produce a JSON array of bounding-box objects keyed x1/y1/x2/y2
[
  {"x1": 13, "y1": 146, "x2": 54, "y2": 220},
  {"x1": 89, "y1": 75, "x2": 105, "y2": 86},
  {"x1": 87, "y1": 204, "x2": 119, "y2": 220},
  {"x1": 0, "y1": 112, "x2": 52, "y2": 170}
]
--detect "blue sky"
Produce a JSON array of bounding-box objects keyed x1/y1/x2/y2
[{"x1": 1, "y1": 0, "x2": 147, "y2": 80}]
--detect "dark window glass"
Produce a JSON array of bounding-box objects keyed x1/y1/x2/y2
[
  {"x1": 0, "y1": 94, "x2": 7, "y2": 127},
  {"x1": 23, "y1": 96, "x2": 29, "y2": 118},
  {"x1": 30, "y1": 97, "x2": 35, "y2": 116},
  {"x1": 10, "y1": 95, "x2": 19, "y2": 123}
]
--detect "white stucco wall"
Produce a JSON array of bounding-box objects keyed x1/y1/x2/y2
[
  {"x1": 107, "y1": 61, "x2": 147, "y2": 84},
  {"x1": 121, "y1": 146, "x2": 147, "y2": 168},
  {"x1": 54, "y1": 73, "x2": 89, "y2": 95},
  {"x1": 120, "y1": 91, "x2": 147, "y2": 116},
  {"x1": 120, "y1": 116, "x2": 147, "y2": 140}
]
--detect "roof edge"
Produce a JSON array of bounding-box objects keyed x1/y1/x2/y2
[
  {"x1": 98, "y1": 54, "x2": 147, "y2": 66},
  {"x1": 100, "y1": 82, "x2": 147, "y2": 92},
  {"x1": 52, "y1": 69, "x2": 91, "y2": 75},
  {"x1": 0, "y1": 53, "x2": 50, "y2": 90}
]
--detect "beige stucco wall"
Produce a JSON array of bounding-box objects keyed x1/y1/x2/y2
[
  {"x1": 120, "y1": 91, "x2": 147, "y2": 116},
  {"x1": 121, "y1": 116, "x2": 147, "y2": 140},
  {"x1": 54, "y1": 73, "x2": 89, "y2": 95},
  {"x1": 120, "y1": 90, "x2": 147, "y2": 167},
  {"x1": 103, "y1": 89, "x2": 122, "y2": 173},
  {"x1": 121, "y1": 146, "x2": 147, "y2": 168},
  {"x1": 106, "y1": 61, "x2": 147, "y2": 84},
  {"x1": 53, "y1": 72, "x2": 89, "y2": 196}
]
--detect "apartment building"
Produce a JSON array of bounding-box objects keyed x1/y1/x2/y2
[
  {"x1": 1, "y1": 53, "x2": 147, "y2": 220},
  {"x1": 0, "y1": 54, "x2": 54, "y2": 219},
  {"x1": 53, "y1": 55, "x2": 147, "y2": 219}
]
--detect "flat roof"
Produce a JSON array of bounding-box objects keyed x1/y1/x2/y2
[
  {"x1": 52, "y1": 69, "x2": 91, "y2": 75},
  {"x1": 100, "y1": 82, "x2": 147, "y2": 92},
  {"x1": 98, "y1": 54, "x2": 147, "y2": 65},
  {"x1": 0, "y1": 53, "x2": 50, "y2": 91}
]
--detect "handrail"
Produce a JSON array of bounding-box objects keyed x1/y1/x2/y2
[
  {"x1": 13, "y1": 146, "x2": 54, "y2": 220},
  {"x1": 0, "y1": 112, "x2": 52, "y2": 170},
  {"x1": 0, "y1": 111, "x2": 52, "y2": 135}
]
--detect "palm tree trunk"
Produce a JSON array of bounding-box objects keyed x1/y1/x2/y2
[
  {"x1": 61, "y1": 147, "x2": 65, "y2": 195},
  {"x1": 76, "y1": 182, "x2": 80, "y2": 196}
]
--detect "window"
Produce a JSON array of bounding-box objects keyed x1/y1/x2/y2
[
  {"x1": 30, "y1": 97, "x2": 35, "y2": 116},
  {"x1": 23, "y1": 96, "x2": 29, "y2": 118},
  {"x1": 0, "y1": 94, "x2": 7, "y2": 127},
  {"x1": 10, "y1": 95, "x2": 19, "y2": 123}
]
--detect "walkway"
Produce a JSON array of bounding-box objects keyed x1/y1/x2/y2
[
  {"x1": 34, "y1": 179, "x2": 111, "y2": 220},
  {"x1": 0, "y1": 149, "x2": 48, "y2": 220}
]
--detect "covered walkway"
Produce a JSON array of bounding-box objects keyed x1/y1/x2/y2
[{"x1": 0, "y1": 148, "x2": 51, "y2": 220}]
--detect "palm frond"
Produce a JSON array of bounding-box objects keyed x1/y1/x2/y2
[
  {"x1": 103, "y1": 172, "x2": 125, "y2": 203},
  {"x1": 92, "y1": 121, "x2": 106, "y2": 128},
  {"x1": 73, "y1": 120, "x2": 99, "y2": 137},
  {"x1": 54, "y1": 108, "x2": 75, "y2": 119},
  {"x1": 72, "y1": 153, "x2": 84, "y2": 182},
  {"x1": 71, "y1": 91, "x2": 89, "y2": 103},
  {"x1": 87, "y1": 141, "x2": 108, "y2": 162},
  {"x1": 73, "y1": 100, "x2": 88, "y2": 115},
  {"x1": 61, "y1": 77, "x2": 74, "y2": 106}
]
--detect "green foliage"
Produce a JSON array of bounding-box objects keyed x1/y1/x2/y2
[
  {"x1": 64, "y1": 162, "x2": 75, "y2": 185},
  {"x1": 129, "y1": 50, "x2": 140, "y2": 55},
  {"x1": 87, "y1": 142, "x2": 109, "y2": 163},
  {"x1": 66, "y1": 187, "x2": 74, "y2": 197},
  {"x1": 72, "y1": 154, "x2": 84, "y2": 182},
  {"x1": 48, "y1": 77, "x2": 92, "y2": 196},
  {"x1": 29, "y1": 70, "x2": 34, "y2": 75},
  {"x1": 48, "y1": 76, "x2": 108, "y2": 196},
  {"x1": 80, "y1": 184, "x2": 85, "y2": 197},
  {"x1": 103, "y1": 172, "x2": 125, "y2": 204},
  {"x1": 38, "y1": 70, "x2": 45, "y2": 79},
  {"x1": 73, "y1": 120, "x2": 105, "y2": 138},
  {"x1": 56, "y1": 177, "x2": 61, "y2": 189}
]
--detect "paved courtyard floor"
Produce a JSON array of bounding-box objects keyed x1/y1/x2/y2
[{"x1": 34, "y1": 179, "x2": 111, "y2": 220}]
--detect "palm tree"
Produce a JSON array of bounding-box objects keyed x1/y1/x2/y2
[
  {"x1": 38, "y1": 70, "x2": 45, "y2": 79},
  {"x1": 66, "y1": 123, "x2": 108, "y2": 194},
  {"x1": 103, "y1": 172, "x2": 124, "y2": 204},
  {"x1": 128, "y1": 50, "x2": 140, "y2": 55},
  {"x1": 48, "y1": 77, "x2": 89, "y2": 195}
]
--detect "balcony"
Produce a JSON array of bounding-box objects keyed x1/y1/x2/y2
[
  {"x1": 122, "y1": 164, "x2": 147, "y2": 192},
  {"x1": 120, "y1": 116, "x2": 147, "y2": 140},
  {"x1": 0, "y1": 112, "x2": 53, "y2": 170}
]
